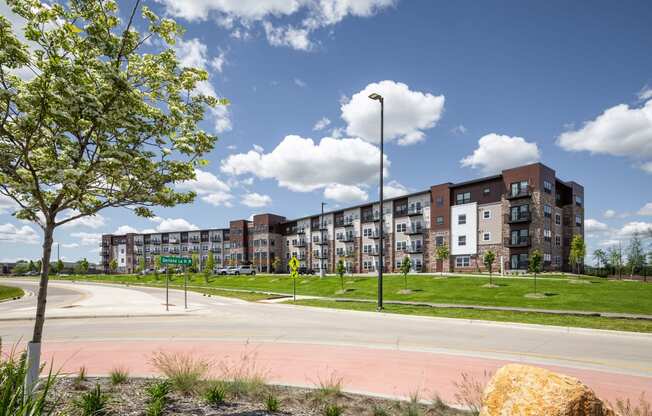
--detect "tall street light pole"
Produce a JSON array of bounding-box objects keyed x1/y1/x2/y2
[
  {"x1": 369, "y1": 92, "x2": 384, "y2": 311},
  {"x1": 320, "y1": 202, "x2": 327, "y2": 278}
]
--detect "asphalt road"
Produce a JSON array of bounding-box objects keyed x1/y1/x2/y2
[{"x1": 0, "y1": 278, "x2": 650, "y2": 402}]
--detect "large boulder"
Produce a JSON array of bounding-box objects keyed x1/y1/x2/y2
[{"x1": 480, "y1": 364, "x2": 616, "y2": 416}]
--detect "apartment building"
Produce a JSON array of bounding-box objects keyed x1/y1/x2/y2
[{"x1": 100, "y1": 163, "x2": 584, "y2": 274}]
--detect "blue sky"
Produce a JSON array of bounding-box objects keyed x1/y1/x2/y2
[{"x1": 1, "y1": 0, "x2": 651, "y2": 263}]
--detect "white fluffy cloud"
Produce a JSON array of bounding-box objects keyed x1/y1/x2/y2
[
  {"x1": 313, "y1": 117, "x2": 331, "y2": 131},
  {"x1": 220, "y1": 135, "x2": 388, "y2": 192},
  {"x1": 323, "y1": 184, "x2": 368, "y2": 203},
  {"x1": 638, "y1": 203, "x2": 652, "y2": 216},
  {"x1": 157, "y1": 0, "x2": 395, "y2": 51},
  {"x1": 58, "y1": 210, "x2": 106, "y2": 229},
  {"x1": 557, "y1": 99, "x2": 652, "y2": 173},
  {"x1": 461, "y1": 133, "x2": 541, "y2": 175},
  {"x1": 71, "y1": 232, "x2": 102, "y2": 246},
  {"x1": 342, "y1": 80, "x2": 445, "y2": 146},
  {"x1": 383, "y1": 180, "x2": 410, "y2": 198},
  {"x1": 603, "y1": 209, "x2": 616, "y2": 219},
  {"x1": 585, "y1": 219, "x2": 609, "y2": 235},
  {"x1": 638, "y1": 86, "x2": 652, "y2": 101},
  {"x1": 618, "y1": 221, "x2": 652, "y2": 237},
  {"x1": 153, "y1": 218, "x2": 199, "y2": 232},
  {"x1": 241, "y1": 192, "x2": 272, "y2": 207},
  {"x1": 0, "y1": 194, "x2": 17, "y2": 214},
  {"x1": 0, "y1": 223, "x2": 40, "y2": 244},
  {"x1": 172, "y1": 38, "x2": 232, "y2": 133},
  {"x1": 177, "y1": 169, "x2": 234, "y2": 207}
]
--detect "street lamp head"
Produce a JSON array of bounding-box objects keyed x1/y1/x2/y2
[{"x1": 368, "y1": 93, "x2": 383, "y2": 101}]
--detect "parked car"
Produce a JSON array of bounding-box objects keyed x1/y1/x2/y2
[
  {"x1": 298, "y1": 267, "x2": 315, "y2": 275},
  {"x1": 236, "y1": 265, "x2": 256, "y2": 275},
  {"x1": 215, "y1": 266, "x2": 236, "y2": 275}
]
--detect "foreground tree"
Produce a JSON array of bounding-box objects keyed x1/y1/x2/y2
[
  {"x1": 204, "y1": 253, "x2": 214, "y2": 283},
  {"x1": 568, "y1": 235, "x2": 586, "y2": 274},
  {"x1": 56, "y1": 259, "x2": 64, "y2": 275},
  {"x1": 592, "y1": 248, "x2": 607, "y2": 274},
  {"x1": 626, "y1": 232, "x2": 645, "y2": 277},
  {"x1": 109, "y1": 258, "x2": 118, "y2": 274},
  {"x1": 400, "y1": 256, "x2": 411, "y2": 290},
  {"x1": 528, "y1": 250, "x2": 543, "y2": 295},
  {"x1": 607, "y1": 245, "x2": 623, "y2": 279},
  {"x1": 336, "y1": 259, "x2": 346, "y2": 291},
  {"x1": 272, "y1": 257, "x2": 281, "y2": 274},
  {"x1": 76, "y1": 258, "x2": 89, "y2": 274},
  {"x1": 435, "y1": 243, "x2": 449, "y2": 276},
  {"x1": 0, "y1": 0, "x2": 224, "y2": 386},
  {"x1": 483, "y1": 250, "x2": 496, "y2": 286}
]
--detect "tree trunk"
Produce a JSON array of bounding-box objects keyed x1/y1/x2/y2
[{"x1": 26, "y1": 223, "x2": 54, "y2": 392}]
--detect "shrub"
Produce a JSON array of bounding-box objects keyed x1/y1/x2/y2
[
  {"x1": 110, "y1": 366, "x2": 129, "y2": 385},
  {"x1": 372, "y1": 405, "x2": 389, "y2": 416},
  {"x1": 145, "y1": 397, "x2": 166, "y2": 416},
  {"x1": 73, "y1": 366, "x2": 87, "y2": 390},
  {"x1": 265, "y1": 393, "x2": 280, "y2": 412},
  {"x1": 0, "y1": 344, "x2": 59, "y2": 416},
  {"x1": 150, "y1": 351, "x2": 212, "y2": 395},
  {"x1": 204, "y1": 382, "x2": 226, "y2": 406},
  {"x1": 313, "y1": 371, "x2": 343, "y2": 400},
  {"x1": 145, "y1": 380, "x2": 171, "y2": 402},
  {"x1": 453, "y1": 371, "x2": 491, "y2": 416},
  {"x1": 217, "y1": 346, "x2": 268, "y2": 399},
  {"x1": 611, "y1": 393, "x2": 651, "y2": 416},
  {"x1": 74, "y1": 384, "x2": 108, "y2": 416},
  {"x1": 324, "y1": 404, "x2": 343, "y2": 416}
]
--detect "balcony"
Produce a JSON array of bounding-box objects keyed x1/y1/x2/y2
[
  {"x1": 211, "y1": 247, "x2": 221, "y2": 253},
  {"x1": 506, "y1": 188, "x2": 532, "y2": 200},
  {"x1": 189, "y1": 237, "x2": 200, "y2": 243},
  {"x1": 150, "y1": 239, "x2": 161, "y2": 245},
  {"x1": 297, "y1": 228, "x2": 306, "y2": 235},
  {"x1": 407, "y1": 207, "x2": 423, "y2": 217},
  {"x1": 319, "y1": 223, "x2": 328, "y2": 231},
  {"x1": 362, "y1": 213, "x2": 381, "y2": 222},
  {"x1": 342, "y1": 234, "x2": 355, "y2": 243},
  {"x1": 506, "y1": 212, "x2": 531, "y2": 224},
  {"x1": 505, "y1": 236, "x2": 531, "y2": 248},
  {"x1": 134, "y1": 240, "x2": 143, "y2": 246},
  {"x1": 101, "y1": 249, "x2": 109, "y2": 256},
  {"x1": 294, "y1": 240, "x2": 307, "y2": 247},
  {"x1": 210, "y1": 237, "x2": 221, "y2": 243},
  {"x1": 369, "y1": 248, "x2": 384, "y2": 256},
  {"x1": 406, "y1": 227, "x2": 424, "y2": 235},
  {"x1": 316, "y1": 253, "x2": 329, "y2": 259},
  {"x1": 314, "y1": 239, "x2": 328, "y2": 246},
  {"x1": 407, "y1": 246, "x2": 423, "y2": 254},
  {"x1": 369, "y1": 231, "x2": 382, "y2": 239}
]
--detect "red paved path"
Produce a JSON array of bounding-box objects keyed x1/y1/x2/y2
[{"x1": 40, "y1": 340, "x2": 651, "y2": 404}]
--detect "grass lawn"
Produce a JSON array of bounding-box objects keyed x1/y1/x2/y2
[
  {"x1": 289, "y1": 299, "x2": 652, "y2": 333},
  {"x1": 0, "y1": 284, "x2": 24, "y2": 301},
  {"x1": 48, "y1": 272, "x2": 652, "y2": 315}
]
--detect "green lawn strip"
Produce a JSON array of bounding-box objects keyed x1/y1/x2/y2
[
  {"x1": 0, "y1": 284, "x2": 24, "y2": 301},
  {"x1": 289, "y1": 299, "x2": 652, "y2": 333},
  {"x1": 46, "y1": 273, "x2": 652, "y2": 315}
]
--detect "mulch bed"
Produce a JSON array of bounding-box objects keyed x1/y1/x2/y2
[{"x1": 50, "y1": 377, "x2": 467, "y2": 415}]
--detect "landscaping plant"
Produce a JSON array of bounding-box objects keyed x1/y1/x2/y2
[
  {"x1": 150, "y1": 351, "x2": 212, "y2": 395},
  {"x1": 204, "y1": 381, "x2": 227, "y2": 406},
  {"x1": 265, "y1": 393, "x2": 280, "y2": 412},
  {"x1": 110, "y1": 366, "x2": 129, "y2": 385},
  {"x1": 483, "y1": 250, "x2": 496, "y2": 286},
  {"x1": 74, "y1": 384, "x2": 108, "y2": 416},
  {"x1": 528, "y1": 250, "x2": 543, "y2": 295},
  {"x1": 400, "y1": 256, "x2": 412, "y2": 290},
  {"x1": 435, "y1": 244, "x2": 450, "y2": 276}
]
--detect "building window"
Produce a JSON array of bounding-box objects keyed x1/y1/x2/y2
[
  {"x1": 544, "y1": 253, "x2": 552, "y2": 262},
  {"x1": 555, "y1": 235, "x2": 561, "y2": 246},
  {"x1": 396, "y1": 223, "x2": 407, "y2": 233},
  {"x1": 435, "y1": 236, "x2": 444, "y2": 246},
  {"x1": 555, "y1": 214, "x2": 561, "y2": 225},
  {"x1": 483, "y1": 187, "x2": 491, "y2": 196},
  {"x1": 510, "y1": 181, "x2": 529, "y2": 197},
  {"x1": 458, "y1": 235, "x2": 466, "y2": 246},
  {"x1": 456, "y1": 192, "x2": 471, "y2": 205},
  {"x1": 483, "y1": 210, "x2": 491, "y2": 219},
  {"x1": 575, "y1": 215, "x2": 582, "y2": 226},
  {"x1": 544, "y1": 204, "x2": 552, "y2": 218},
  {"x1": 575, "y1": 195, "x2": 583, "y2": 207},
  {"x1": 396, "y1": 241, "x2": 407, "y2": 251},
  {"x1": 483, "y1": 232, "x2": 491, "y2": 241},
  {"x1": 455, "y1": 256, "x2": 470, "y2": 267},
  {"x1": 435, "y1": 196, "x2": 444, "y2": 207},
  {"x1": 543, "y1": 180, "x2": 553, "y2": 194},
  {"x1": 544, "y1": 229, "x2": 552, "y2": 241},
  {"x1": 458, "y1": 214, "x2": 466, "y2": 225},
  {"x1": 436, "y1": 216, "x2": 444, "y2": 225}
]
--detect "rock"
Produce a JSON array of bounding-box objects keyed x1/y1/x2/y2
[{"x1": 480, "y1": 364, "x2": 616, "y2": 416}]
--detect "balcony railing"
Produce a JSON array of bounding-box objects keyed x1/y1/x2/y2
[
  {"x1": 210, "y1": 237, "x2": 221, "y2": 243},
  {"x1": 406, "y1": 227, "x2": 423, "y2": 235},
  {"x1": 342, "y1": 234, "x2": 355, "y2": 242},
  {"x1": 134, "y1": 240, "x2": 143, "y2": 246},
  {"x1": 297, "y1": 228, "x2": 306, "y2": 235},
  {"x1": 294, "y1": 240, "x2": 307, "y2": 247},
  {"x1": 506, "y1": 212, "x2": 531, "y2": 224},
  {"x1": 362, "y1": 213, "x2": 381, "y2": 222},
  {"x1": 407, "y1": 246, "x2": 423, "y2": 254},
  {"x1": 505, "y1": 236, "x2": 531, "y2": 248},
  {"x1": 314, "y1": 239, "x2": 328, "y2": 245},
  {"x1": 407, "y1": 207, "x2": 423, "y2": 216},
  {"x1": 506, "y1": 188, "x2": 532, "y2": 200}
]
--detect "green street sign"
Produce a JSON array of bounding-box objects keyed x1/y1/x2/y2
[{"x1": 160, "y1": 256, "x2": 192, "y2": 266}]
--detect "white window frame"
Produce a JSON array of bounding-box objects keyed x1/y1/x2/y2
[
  {"x1": 483, "y1": 232, "x2": 491, "y2": 241},
  {"x1": 483, "y1": 210, "x2": 491, "y2": 219},
  {"x1": 458, "y1": 235, "x2": 466, "y2": 246},
  {"x1": 458, "y1": 214, "x2": 466, "y2": 225}
]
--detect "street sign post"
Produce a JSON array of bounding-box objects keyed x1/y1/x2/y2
[
  {"x1": 160, "y1": 256, "x2": 192, "y2": 310},
  {"x1": 289, "y1": 256, "x2": 299, "y2": 302}
]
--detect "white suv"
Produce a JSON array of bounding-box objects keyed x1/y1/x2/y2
[{"x1": 236, "y1": 265, "x2": 256, "y2": 275}]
